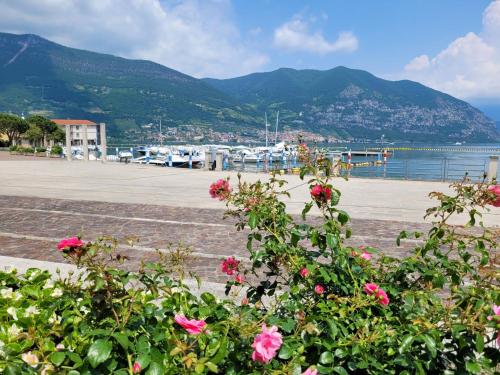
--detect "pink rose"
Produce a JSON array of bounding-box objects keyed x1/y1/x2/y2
[
  {"x1": 133, "y1": 362, "x2": 141, "y2": 373},
  {"x1": 251, "y1": 324, "x2": 282, "y2": 364},
  {"x1": 360, "y1": 251, "x2": 372, "y2": 261},
  {"x1": 314, "y1": 284, "x2": 325, "y2": 295},
  {"x1": 235, "y1": 274, "x2": 245, "y2": 284},
  {"x1": 488, "y1": 185, "x2": 500, "y2": 207},
  {"x1": 241, "y1": 297, "x2": 249, "y2": 305},
  {"x1": 57, "y1": 237, "x2": 84, "y2": 251},
  {"x1": 487, "y1": 304, "x2": 500, "y2": 320},
  {"x1": 299, "y1": 268, "x2": 309, "y2": 278},
  {"x1": 174, "y1": 314, "x2": 207, "y2": 335},
  {"x1": 376, "y1": 289, "x2": 390, "y2": 306},
  {"x1": 302, "y1": 368, "x2": 318, "y2": 375},
  {"x1": 221, "y1": 256, "x2": 240, "y2": 276},
  {"x1": 209, "y1": 179, "x2": 231, "y2": 201},
  {"x1": 364, "y1": 283, "x2": 389, "y2": 306},
  {"x1": 364, "y1": 282, "x2": 379, "y2": 294},
  {"x1": 493, "y1": 304, "x2": 500, "y2": 316}
]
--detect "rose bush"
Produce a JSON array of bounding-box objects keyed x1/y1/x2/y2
[{"x1": 0, "y1": 150, "x2": 499, "y2": 374}]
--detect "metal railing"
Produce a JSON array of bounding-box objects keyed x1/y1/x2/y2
[
  {"x1": 52, "y1": 145, "x2": 500, "y2": 183},
  {"x1": 344, "y1": 158, "x2": 491, "y2": 182}
]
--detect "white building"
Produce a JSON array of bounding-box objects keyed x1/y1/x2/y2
[{"x1": 52, "y1": 119, "x2": 100, "y2": 146}]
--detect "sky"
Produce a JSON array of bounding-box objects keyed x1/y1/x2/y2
[{"x1": 1, "y1": 0, "x2": 499, "y2": 105}]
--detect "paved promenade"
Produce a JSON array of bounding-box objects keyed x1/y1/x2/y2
[{"x1": 0, "y1": 155, "x2": 498, "y2": 288}]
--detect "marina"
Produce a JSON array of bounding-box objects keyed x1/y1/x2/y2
[{"x1": 34, "y1": 141, "x2": 499, "y2": 183}]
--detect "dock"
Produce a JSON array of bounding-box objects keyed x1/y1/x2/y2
[{"x1": 368, "y1": 146, "x2": 500, "y2": 153}]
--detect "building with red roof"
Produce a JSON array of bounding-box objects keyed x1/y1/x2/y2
[{"x1": 51, "y1": 119, "x2": 100, "y2": 146}]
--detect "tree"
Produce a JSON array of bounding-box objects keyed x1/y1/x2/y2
[
  {"x1": 23, "y1": 124, "x2": 43, "y2": 146},
  {"x1": 0, "y1": 113, "x2": 29, "y2": 145},
  {"x1": 27, "y1": 115, "x2": 57, "y2": 146},
  {"x1": 48, "y1": 126, "x2": 66, "y2": 144}
]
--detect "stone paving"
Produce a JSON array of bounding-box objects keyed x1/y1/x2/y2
[
  {"x1": 1, "y1": 155, "x2": 498, "y2": 285},
  {"x1": 0, "y1": 194, "x2": 430, "y2": 283}
]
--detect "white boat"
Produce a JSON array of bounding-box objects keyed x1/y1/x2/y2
[
  {"x1": 130, "y1": 156, "x2": 149, "y2": 164},
  {"x1": 165, "y1": 153, "x2": 204, "y2": 168},
  {"x1": 118, "y1": 151, "x2": 133, "y2": 159},
  {"x1": 230, "y1": 147, "x2": 260, "y2": 163}
]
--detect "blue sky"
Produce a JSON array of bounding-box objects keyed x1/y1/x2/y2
[
  {"x1": 232, "y1": 0, "x2": 490, "y2": 75},
  {"x1": 1, "y1": 0, "x2": 499, "y2": 104}
]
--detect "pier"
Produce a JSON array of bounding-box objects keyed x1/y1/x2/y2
[
  {"x1": 368, "y1": 146, "x2": 500, "y2": 153},
  {"x1": 340, "y1": 150, "x2": 385, "y2": 156}
]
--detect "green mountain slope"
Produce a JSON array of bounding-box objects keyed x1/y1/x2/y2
[
  {"x1": 0, "y1": 32, "x2": 497, "y2": 142},
  {"x1": 204, "y1": 67, "x2": 499, "y2": 141},
  {"x1": 0, "y1": 32, "x2": 255, "y2": 136}
]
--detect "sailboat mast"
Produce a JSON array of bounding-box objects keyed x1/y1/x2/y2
[
  {"x1": 159, "y1": 118, "x2": 162, "y2": 146},
  {"x1": 274, "y1": 111, "x2": 279, "y2": 145},
  {"x1": 265, "y1": 112, "x2": 268, "y2": 148}
]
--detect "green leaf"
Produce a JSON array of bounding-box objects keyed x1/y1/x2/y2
[
  {"x1": 334, "y1": 348, "x2": 348, "y2": 358},
  {"x1": 333, "y1": 366, "x2": 348, "y2": 375},
  {"x1": 201, "y1": 292, "x2": 216, "y2": 305},
  {"x1": 319, "y1": 351, "x2": 334, "y2": 364},
  {"x1": 475, "y1": 332, "x2": 484, "y2": 353},
  {"x1": 399, "y1": 335, "x2": 414, "y2": 354},
  {"x1": 420, "y1": 335, "x2": 437, "y2": 358},
  {"x1": 397, "y1": 231, "x2": 408, "y2": 246},
  {"x1": 67, "y1": 352, "x2": 83, "y2": 366},
  {"x1": 4, "y1": 365, "x2": 21, "y2": 375},
  {"x1": 326, "y1": 233, "x2": 338, "y2": 249},
  {"x1": 465, "y1": 361, "x2": 481, "y2": 374},
  {"x1": 112, "y1": 333, "x2": 130, "y2": 351},
  {"x1": 278, "y1": 343, "x2": 293, "y2": 360},
  {"x1": 136, "y1": 336, "x2": 151, "y2": 355},
  {"x1": 248, "y1": 212, "x2": 258, "y2": 229},
  {"x1": 331, "y1": 190, "x2": 340, "y2": 206},
  {"x1": 326, "y1": 319, "x2": 338, "y2": 339},
  {"x1": 87, "y1": 339, "x2": 112, "y2": 368},
  {"x1": 195, "y1": 363, "x2": 205, "y2": 373},
  {"x1": 279, "y1": 319, "x2": 295, "y2": 333},
  {"x1": 319, "y1": 267, "x2": 331, "y2": 282},
  {"x1": 49, "y1": 351, "x2": 66, "y2": 366},
  {"x1": 210, "y1": 337, "x2": 227, "y2": 364},
  {"x1": 146, "y1": 362, "x2": 164, "y2": 375},
  {"x1": 137, "y1": 353, "x2": 151, "y2": 369},
  {"x1": 206, "y1": 362, "x2": 218, "y2": 373},
  {"x1": 337, "y1": 211, "x2": 349, "y2": 225},
  {"x1": 301, "y1": 202, "x2": 313, "y2": 220}
]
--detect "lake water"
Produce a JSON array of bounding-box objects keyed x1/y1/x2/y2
[
  {"x1": 228, "y1": 142, "x2": 500, "y2": 182},
  {"x1": 338, "y1": 143, "x2": 500, "y2": 181}
]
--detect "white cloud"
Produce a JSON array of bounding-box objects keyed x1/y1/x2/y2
[
  {"x1": 0, "y1": 0, "x2": 268, "y2": 78},
  {"x1": 404, "y1": 55, "x2": 430, "y2": 71},
  {"x1": 401, "y1": 0, "x2": 500, "y2": 99},
  {"x1": 273, "y1": 16, "x2": 358, "y2": 54}
]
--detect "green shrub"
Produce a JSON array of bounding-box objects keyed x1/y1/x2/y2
[
  {"x1": 16, "y1": 146, "x2": 34, "y2": 154},
  {"x1": 0, "y1": 153, "x2": 498, "y2": 374},
  {"x1": 50, "y1": 145, "x2": 63, "y2": 155},
  {"x1": 35, "y1": 147, "x2": 46, "y2": 153},
  {"x1": 8, "y1": 145, "x2": 18, "y2": 152}
]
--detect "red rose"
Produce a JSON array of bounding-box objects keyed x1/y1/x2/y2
[
  {"x1": 310, "y1": 184, "x2": 332, "y2": 203},
  {"x1": 314, "y1": 284, "x2": 325, "y2": 294}
]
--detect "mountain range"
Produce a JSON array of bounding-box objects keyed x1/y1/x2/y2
[{"x1": 0, "y1": 32, "x2": 498, "y2": 142}]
